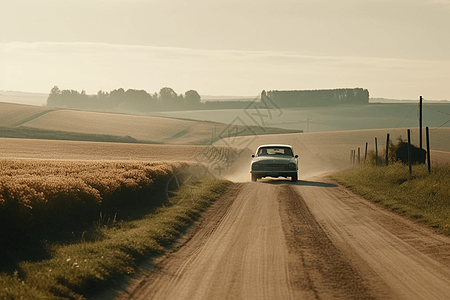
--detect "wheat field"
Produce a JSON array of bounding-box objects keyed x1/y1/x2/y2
[{"x1": 0, "y1": 159, "x2": 196, "y2": 250}]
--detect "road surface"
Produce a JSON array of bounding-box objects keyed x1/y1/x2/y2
[
  {"x1": 115, "y1": 175, "x2": 450, "y2": 300},
  {"x1": 90, "y1": 130, "x2": 450, "y2": 299}
]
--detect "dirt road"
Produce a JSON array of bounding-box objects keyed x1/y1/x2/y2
[
  {"x1": 78, "y1": 130, "x2": 450, "y2": 299},
  {"x1": 116, "y1": 176, "x2": 450, "y2": 300}
]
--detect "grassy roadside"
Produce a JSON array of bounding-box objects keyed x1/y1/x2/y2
[
  {"x1": 1, "y1": 177, "x2": 231, "y2": 300},
  {"x1": 331, "y1": 163, "x2": 450, "y2": 235}
]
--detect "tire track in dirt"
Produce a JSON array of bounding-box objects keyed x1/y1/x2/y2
[
  {"x1": 296, "y1": 177, "x2": 450, "y2": 299},
  {"x1": 117, "y1": 182, "x2": 385, "y2": 300},
  {"x1": 278, "y1": 184, "x2": 377, "y2": 300},
  {"x1": 118, "y1": 183, "x2": 298, "y2": 300}
]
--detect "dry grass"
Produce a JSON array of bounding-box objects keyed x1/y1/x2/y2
[{"x1": 331, "y1": 163, "x2": 450, "y2": 235}]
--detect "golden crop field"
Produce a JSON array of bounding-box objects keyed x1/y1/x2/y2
[
  {"x1": 0, "y1": 102, "x2": 54, "y2": 127},
  {"x1": 0, "y1": 138, "x2": 244, "y2": 240},
  {"x1": 0, "y1": 158, "x2": 195, "y2": 241}
]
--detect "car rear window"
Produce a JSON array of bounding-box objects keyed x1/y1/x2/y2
[{"x1": 257, "y1": 147, "x2": 293, "y2": 156}]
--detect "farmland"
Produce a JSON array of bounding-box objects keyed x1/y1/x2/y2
[
  {"x1": 0, "y1": 159, "x2": 193, "y2": 250},
  {"x1": 0, "y1": 157, "x2": 230, "y2": 299},
  {"x1": 213, "y1": 127, "x2": 450, "y2": 181},
  {"x1": 2, "y1": 100, "x2": 450, "y2": 299},
  {"x1": 0, "y1": 102, "x2": 301, "y2": 145},
  {"x1": 0, "y1": 102, "x2": 54, "y2": 127},
  {"x1": 150, "y1": 102, "x2": 450, "y2": 133}
]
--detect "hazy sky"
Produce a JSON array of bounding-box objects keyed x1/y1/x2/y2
[{"x1": 1, "y1": 0, "x2": 449, "y2": 99}]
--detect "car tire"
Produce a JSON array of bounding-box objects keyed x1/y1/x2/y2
[
  {"x1": 251, "y1": 174, "x2": 258, "y2": 182},
  {"x1": 291, "y1": 173, "x2": 298, "y2": 182}
]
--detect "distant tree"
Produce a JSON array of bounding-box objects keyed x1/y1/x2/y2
[
  {"x1": 159, "y1": 87, "x2": 177, "y2": 102},
  {"x1": 47, "y1": 86, "x2": 61, "y2": 107},
  {"x1": 109, "y1": 88, "x2": 126, "y2": 108},
  {"x1": 356, "y1": 88, "x2": 369, "y2": 103},
  {"x1": 184, "y1": 90, "x2": 201, "y2": 107},
  {"x1": 97, "y1": 90, "x2": 109, "y2": 100},
  {"x1": 60, "y1": 89, "x2": 81, "y2": 108},
  {"x1": 346, "y1": 89, "x2": 356, "y2": 103},
  {"x1": 124, "y1": 89, "x2": 154, "y2": 111},
  {"x1": 159, "y1": 87, "x2": 183, "y2": 109}
]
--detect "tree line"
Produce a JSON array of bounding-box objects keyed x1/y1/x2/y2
[
  {"x1": 46, "y1": 86, "x2": 202, "y2": 112},
  {"x1": 46, "y1": 86, "x2": 370, "y2": 113},
  {"x1": 264, "y1": 88, "x2": 369, "y2": 107}
]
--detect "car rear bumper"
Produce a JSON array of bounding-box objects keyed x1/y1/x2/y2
[{"x1": 250, "y1": 170, "x2": 297, "y2": 178}]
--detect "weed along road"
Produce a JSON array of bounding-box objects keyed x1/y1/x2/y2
[{"x1": 117, "y1": 175, "x2": 450, "y2": 300}]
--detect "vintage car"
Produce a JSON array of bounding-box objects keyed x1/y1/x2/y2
[{"x1": 250, "y1": 144, "x2": 298, "y2": 182}]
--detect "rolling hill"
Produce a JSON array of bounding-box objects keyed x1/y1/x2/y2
[{"x1": 0, "y1": 102, "x2": 301, "y2": 145}]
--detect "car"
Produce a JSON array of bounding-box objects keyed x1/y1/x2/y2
[{"x1": 249, "y1": 144, "x2": 298, "y2": 182}]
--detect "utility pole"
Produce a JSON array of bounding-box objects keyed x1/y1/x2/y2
[{"x1": 419, "y1": 96, "x2": 423, "y2": 149}]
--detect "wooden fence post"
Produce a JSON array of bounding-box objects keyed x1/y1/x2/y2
[
  {"x1": 407, "y1": 129, "x2": 412, "y2": 174},
  {"x1": 426, "y1": 127, "x2": 431, "y2": 173},
  {"x1": 358, "y1": 147, "x2": 361, "y2": 164},
  {"x1": 419, "y1": 96, "x2": 423, "y2": 149},
  {"x1": 375, "y1": 137, "x2": 378, "y2": 166},
  {"x1": 385, "y1": 133, "x2": 390, "y2": 166},
  {"x1": 365, "y1": 142, "x2": 368, "y2": 161}
]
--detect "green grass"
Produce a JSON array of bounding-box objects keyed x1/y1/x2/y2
[
  {"x1": 331, "y1": 162, "x2": 450, "y2": 235},
  {"x1": 0, "y1": 126, "x2": 156, "y2": 144},
  {"x1": 0, "y1": 177, "x2": 231, "y2": 300}
]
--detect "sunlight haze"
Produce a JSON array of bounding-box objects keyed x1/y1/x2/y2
[{"x1": 1, "y1": 0, "x2": 449, "y2": 99}]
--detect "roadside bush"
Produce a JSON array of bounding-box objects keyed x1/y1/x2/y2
[{"x1": 364, "y1": 136, "x2": 425, "y2": 167}]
